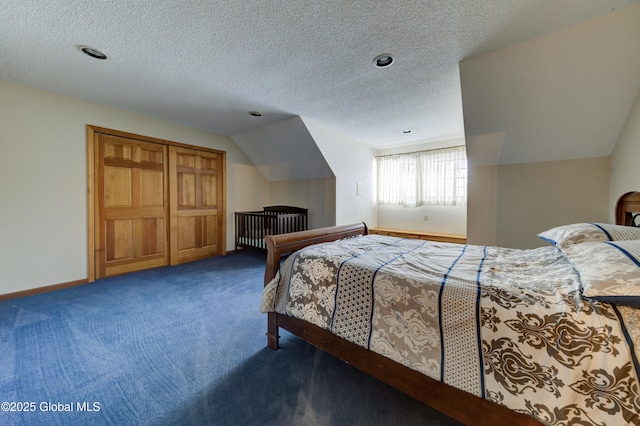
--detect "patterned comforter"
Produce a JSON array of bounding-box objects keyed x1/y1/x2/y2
[{"x1": 261, "y1": 235, "x2": 640, "y2": 425}]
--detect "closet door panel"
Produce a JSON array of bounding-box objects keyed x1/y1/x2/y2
[
  {"x1": 177, "y1": 173, "x2": 197, "y2": 207},
  {"x1": 177, "y1": 216, "x2": 197, "y2": 250},
  {"x1": 170, "y1": 147, "x2": 223, "y2": 265},
  {"x1": 95, "y1": 134, "x2": 169, "y2": 278},
  {"x1": 104, "y1": 167, "x2": 132, "y2": 207},
  {"x1": 105, "y1": 219, "x2": 133, "y2": 261},
  {"x1": 141, "y1": 217, "x2": 165, "y2": 256},
  {"x1": 203, "y1": 215, "x2": 218, "y2": 247},
  {"x1": 140, "y1": 170, "x2": 164, "y2": 207},
  {"x1": 201, "y1": 174, "x2": 217, "y2": 207}
]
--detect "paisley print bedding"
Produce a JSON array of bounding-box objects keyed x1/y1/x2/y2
[{"x1": 261, "y1": 235, "x2": 640, "y2": 425}]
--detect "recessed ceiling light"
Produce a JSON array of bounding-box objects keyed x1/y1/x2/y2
[
  {"x1": 249, "y1": 111, "x2": 262, "y2": 117},
  {"x1": 79, "y1": 45, "x2": 107, "y2": 60},
  {"x1": 373, "y1": 54, "x2": 394, "y2": 68}
]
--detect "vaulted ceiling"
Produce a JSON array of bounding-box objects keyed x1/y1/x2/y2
[
  {"x1": 461, "y1": 4, "x2": 640, "y2": 166},
  {"x1": 1, "y1": 1, "x2": 639, "y2": 176}
]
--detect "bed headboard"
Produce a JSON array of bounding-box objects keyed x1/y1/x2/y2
[{"x1": 616, "y1": 192, "x2": 640, "y2": 226}]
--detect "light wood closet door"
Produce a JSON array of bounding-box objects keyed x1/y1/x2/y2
[
  {"x1": 95, "y1": 135, "x2": 169, "y2": 278},
  {"x1": 169, "y1": 146, "x2": 224, "y2": 265}
]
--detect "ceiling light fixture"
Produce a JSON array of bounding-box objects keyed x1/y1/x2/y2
[
  {"x1": 373, "y1": 54, "x2": 394, "y2": 68},
  {"x1": 79, "y1": 45, "x2": 107, "y2": 60},
  {"x1": 249, "y1": 111, "x2": 262, "y2": 117}
]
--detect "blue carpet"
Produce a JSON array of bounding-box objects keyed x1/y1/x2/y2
[{"x1": 0, "y1": 251, "x2": 460, "y2": 425}]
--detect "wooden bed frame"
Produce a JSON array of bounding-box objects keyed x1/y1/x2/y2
[
  {"x1": 263, "y1": 223, "x2": 542, "y2": 425},
  {"x1": 263, "y1": 193, "x2": 640, "y2": 425},
  {"x1": 616, "y1": 191, "x2": 640, "y2": 227}
]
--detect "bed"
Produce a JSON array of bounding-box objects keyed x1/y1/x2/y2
[
  {"x1": 260, "y1": 193, "x2": 640, "y2": 425},
  {"x1": 234, "y1": 205, "x2": 308, "y2": 252}
]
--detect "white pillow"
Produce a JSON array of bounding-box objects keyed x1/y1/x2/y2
[
  {"x1": 563, "y1": 240, "x2": 640, "y2": 308},
  {"x1": 538, "y1": 223, "x2": 640, "y2": 250}
]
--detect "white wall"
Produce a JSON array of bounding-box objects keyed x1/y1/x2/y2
[
  {"x1": 269, "y1": 178, "x2": 336, "y2": 229},
  {"x1": 377, "y1": 205, "x2": 466, "y2": 236},
  {"x1": 458, "y1": 7, "x2": 640, "y2": 249},
  {"x1": 497, "y1": 157, "x2": 610, "y2": 249},
  {"x1": 0, "y1": 80, "x2": 268, "y2": 295},
  {"x1": 468, "y1": 85, "x2": 640, "y2": 250},
  {"x1": 302, "y1": 118, "x2": 377, "y2": 228},
  {"x1": 466, "y1": 164, "x2": 499, "y2": 246},
  {"x1": 610, "y1": 88, "x2": 640, "y2": 218},
  {"x1": 459, "y1": 5, "x2": 640, "y2": 166},
  {"x1": 375, "y1": 137, "x2": 467, "y2": 235},
  {"x1": 467, "y1": 157, "x2": 610, "y2": 249}
]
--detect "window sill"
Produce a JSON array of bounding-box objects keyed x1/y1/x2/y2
[{"x1": 369, "y1": 227, "x2": 466, "y2": 244}]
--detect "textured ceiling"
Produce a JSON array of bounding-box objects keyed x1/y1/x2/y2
[{"x1": 1, "y1": 0, "x2": 639, "y2": 149}]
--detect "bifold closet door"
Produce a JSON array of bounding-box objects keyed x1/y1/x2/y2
[
  {"x1": 95, "y1": 134, "x2": 169, "y2": 278},
  {"x1": 169, "y1": 146, "x2": 224, "y2": 265}
]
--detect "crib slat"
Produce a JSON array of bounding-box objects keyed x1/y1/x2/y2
[{"x1": 234, "y1": 207, "x2": 308, "y2": 252}]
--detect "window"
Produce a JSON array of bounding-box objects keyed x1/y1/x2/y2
[{"x1": 376, "y1": 145, "x2": 467, "y2": 207}]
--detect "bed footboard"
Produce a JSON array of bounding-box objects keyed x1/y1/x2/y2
[
  {"x1": 264, "y1": 223, "x2": 368, "y2": 349},
  {"x1": 263, "y1": 222, "x2": 368, "y2": 287}
]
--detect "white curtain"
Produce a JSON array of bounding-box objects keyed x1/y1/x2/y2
[{"x1": 376, "y1": 146, "x2": 467, "y2": 207}]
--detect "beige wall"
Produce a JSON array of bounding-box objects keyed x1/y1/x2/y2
[
  {"x1": 4, "y1": 76, "x2": 634, "y2": 295},
  {"x1": 468, "y1": 157, "x2": 610, "y2": 249},
  {"x1": 0, "y1": 80, "x2": 268, "y2": 295},
  {"x1": 303, "y1": 118, "x2": 377, "y2": 228},
  {"x1": 268, "y1": 178, "x2": 336, "y2": 229},
  {"x1": 466, "y1": 164, "x2": 499, "y2": 246},
  {"x1": 610, "y1": 89, "x2": 640, "y2": 217}
]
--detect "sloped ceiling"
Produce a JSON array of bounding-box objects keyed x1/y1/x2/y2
[
  {"x1": 232, "y1": 116, "x2": 334, "y2": 181},
  {"x1": 1, "y1": 1, "x2": 639, "y2": 177},
  {"x1": 1, "y1": 0, "x2": 639, "y2": 150},
  {"x1": 460, "y1": 4, "x2": 640, "y2": 166}
]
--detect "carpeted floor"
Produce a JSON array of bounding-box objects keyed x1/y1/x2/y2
[{"x1": 0, "y1": 251, "x2": 461, "y2": 426}]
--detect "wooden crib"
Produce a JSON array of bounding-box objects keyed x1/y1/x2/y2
[{"x1": 234, "y1": 206, "x2": 308, "y2": 252}]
